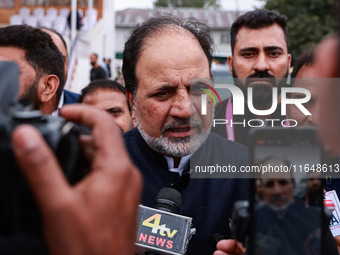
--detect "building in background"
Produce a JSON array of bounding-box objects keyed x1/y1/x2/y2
[
  {"x1": 115, "y1": 8, "x2": 243, "y2": 58},
  {"x1": 114, "y1": 8, "x2": 241, "y2": 84},
  {"x1": 0, "y1": 1, "x2": 242, "y2": 92}
]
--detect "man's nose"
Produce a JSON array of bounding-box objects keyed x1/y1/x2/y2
[
  {"x1": 169, "y1": 89, "x2": 191, "y2": 119},
  {"x1": 254, "y1": 53, "x2": 269, "y2": 72},
  {"x1": 272, "y1": 182, "x2": 283, "y2": 194}
]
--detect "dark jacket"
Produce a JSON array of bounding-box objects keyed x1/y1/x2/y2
[{"x1": 124, "y1": 128, "x2": 248, "y2": 254}]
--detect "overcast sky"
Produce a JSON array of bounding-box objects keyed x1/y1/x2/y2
[{"x1": 114, "y1": 0, "x2": 264, "y2": 11}]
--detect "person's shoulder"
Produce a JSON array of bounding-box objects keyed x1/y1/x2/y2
[
  {"x1": 192, "y1": 132, "x2": 248, "y2": 167},
  {"x1": 123, "y1": 128, "x2": 139, "y2": 141},
  {"x1": 63, "y1": 89, "x2": 80, "y2": 104},
  {"x1": 123, "y1": 129, "x2": 141, "y2": 156},
  {"x1": 98, "y1": 66, "x2": 107, "y2": 76},
  {"x1": 208, "y1": 132, "x2": 247, "y2": 153}
]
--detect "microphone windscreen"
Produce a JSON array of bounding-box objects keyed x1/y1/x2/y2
[{"x1": 154, "y1": 187, "x2": 181, "y2": 214}]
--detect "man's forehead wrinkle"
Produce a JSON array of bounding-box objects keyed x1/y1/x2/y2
[{"x1": 137, "y1": 37, "x2": 204, "y2": 77}]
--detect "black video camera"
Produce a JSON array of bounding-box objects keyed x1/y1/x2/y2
[{"x1": 0, "y1": 61, "x2": 88, "y2": 254}]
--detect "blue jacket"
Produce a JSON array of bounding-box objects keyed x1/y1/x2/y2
[{"x1": 63, "y1": 89, "x2": 80, "y2": 105}]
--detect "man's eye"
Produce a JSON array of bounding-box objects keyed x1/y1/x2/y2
[
  {"x1": 278, "y1": 179, "x2": 289, "y2": 186},
  {"x1": 107, "y1": 109, "x2": 121, "y2": 116},
  {"x1": 268, "y1": 51, "x2": 281, "y2": 57},
  {"x1": 153, "y1": 91, "x2": 173, "y2": 99},
  {"x1": 264, "y1": 181, "x2": 274, "y2": 188},
  {"x1": 155, "y1": 92, "x2": 168, "y2": 96},
  {"x1": 242, "y1": 52, "x2": 255, "y2": 58}
]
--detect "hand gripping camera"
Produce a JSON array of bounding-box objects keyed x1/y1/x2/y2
[{"x1": 0, "y1": 61, "x2": 88, "y2": 254}]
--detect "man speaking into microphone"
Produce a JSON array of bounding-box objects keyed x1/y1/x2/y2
[{"x1": 122, "y1": 15, "x2": 248, "y2": 254}]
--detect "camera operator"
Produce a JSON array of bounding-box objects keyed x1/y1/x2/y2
[{"x1": 11, "y1": 104, "x2": 142, "y2": 255}]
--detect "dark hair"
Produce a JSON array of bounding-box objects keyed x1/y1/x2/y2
[
  {"x1": 0, "y1": 25, "x2": 65, "y2": 105},
  {"x1": 291, "y1": 47, "x2": 316, "y2": 79},
  {"x1": 91, "y1": 53, "x2": 98, "y2": 59},
  {"x1": 41, "y1": 27, "x2": 68, "y2": 56},
  {"x1": 230, "y1": 9, "x2": 288, "y2": 55},
  {"x1": 259, "y1": 156, "x2": 295, "y2": 185},
  {"x1": 79, "y1": 79, "x2": 132, "y2": 114},
  {"x1": 122, "y1": 15, "x2": 214, "y2": 96}
]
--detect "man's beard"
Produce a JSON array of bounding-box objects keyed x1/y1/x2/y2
[
  {"x1": 135, "y1": 104, "x2": 212, "y2": 157},
  {"x1": 308, "y1": 183, "x2": 322, "y2": 199},
  {"x1": 18, "y1": 76, "x2": 40, "y2": 109},
  {"x1": 232, "y1": 67, "x2": 288, "y2": 107},
  {"x1": 267, "y1": 194, "x2": 292, "y2": 212}
]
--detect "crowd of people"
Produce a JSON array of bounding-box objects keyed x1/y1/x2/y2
[{"x1": 0, "y1": 7, "x2": 339, "y2": 255}]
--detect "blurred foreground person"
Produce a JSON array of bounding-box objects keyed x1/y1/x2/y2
[
  {"x1": 314, "y1": 36, "x2": 340, "y2": 253},
  {"x1": 314, "y1": 37, "x2": 340, "y2": 155},
  {"x1": 286, "y1": 47, "x2": 320, "y2": 126}
]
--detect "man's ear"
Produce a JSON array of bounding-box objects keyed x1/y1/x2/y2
[
  {"x1": 227, "y1": 56, "x2": 234, "y2": 76},
  {"x1": 287, "y1": 53, "x2": 292, "y2": 70},
  {"x1": 39, "y1": 74, "x2": 60, "y2": 103},
  {"x1": 126, "y1": 90, "x2": 135, "y2": 111},
  {"x1": 126, "y1": 90, "x2": 137, "y2": 127}
]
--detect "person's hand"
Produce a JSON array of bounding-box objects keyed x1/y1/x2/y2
[
  {"x1": 11, "y1": 104, "x2": 142, "y2": 255},
  {"x1": 213, "y1": 239, "x2": 246, "y2": 255},
  {"x1": 334, "y1": 235, "x2": 340, "y2": 255}
]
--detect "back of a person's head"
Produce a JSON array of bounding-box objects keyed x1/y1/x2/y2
[
  {"x1": 122, "y1": 14, "x2": 214, "y2": 96},
  {"x1": 0, "y1": 25, "x2": 65, "y2": 104},
  {"x1": 230, "y1": 9, "x2": 288, "y2": 54},
  {"x1": 291, "y1": 47, "x2": 316, "y2": 79}
]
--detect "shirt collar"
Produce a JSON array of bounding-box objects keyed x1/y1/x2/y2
[
  {"x1": 52, "y1": 90, "x2": 65, "y2": 117},
  {"x1": 163, "y1": 154, "x2": 192, "y2": 176}
]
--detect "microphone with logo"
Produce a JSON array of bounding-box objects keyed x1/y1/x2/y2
[{"x1": 135, "y1": 188, "x2": 196, "y2": 255}]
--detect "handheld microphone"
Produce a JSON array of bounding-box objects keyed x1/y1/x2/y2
[{"x1": 135, "y1": 188, "x2": 195, "y2": 255}]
